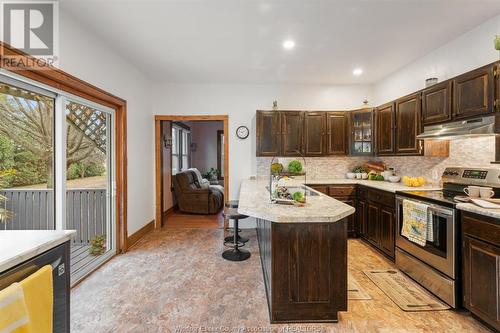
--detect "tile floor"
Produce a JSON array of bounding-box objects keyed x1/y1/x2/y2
[{"x1": 71, "y1": 228, "x2": 492, "y2": 332}]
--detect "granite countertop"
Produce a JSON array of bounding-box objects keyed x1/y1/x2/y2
[
  {"x1": 303, "y1": 178, "x2": 441, "y2": 193},
  {"x1": 456, "y1": 203, "x2": 500, "y2": 220},
  {"x1": 238, "y1": 180, "x2": 355, "y2": 223},
  {"x1": 0, "y1": 230, "x2": 76, "y2": 273}
]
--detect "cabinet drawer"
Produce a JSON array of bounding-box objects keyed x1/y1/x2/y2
[
  {"x1": 328, "y1": 185, "x2": 356, "y2": 197},
  {"x1": 307, "y1": 185, "x2": 329, "y2": 195},
  {"x1": 367, "y1": 188, "x2": 395, "y2": 208},
  {"x1": 462, "y1": 212, "x2": 500, "y2": 246},
  {"x1": 357, "y1": 185, "x2": 367, "y2": 199}
]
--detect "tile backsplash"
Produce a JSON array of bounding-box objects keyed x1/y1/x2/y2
[{"x1": 256, "y1": 136, "x2": 499, "y2": 184}]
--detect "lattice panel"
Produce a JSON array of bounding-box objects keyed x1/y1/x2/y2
[{"x1": 66, "y1": 102, "x2": 107, "y2": 153}]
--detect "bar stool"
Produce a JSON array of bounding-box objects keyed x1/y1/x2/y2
[
  {"x1": 223, "y1": 200, "x2": 248, "y2": 243},
  {"x1": 225, "y1": 200, "x2": 239, "y2": 208},
  {"x1": 222, "y1": 208, "x2": 251, "y2": 261}
]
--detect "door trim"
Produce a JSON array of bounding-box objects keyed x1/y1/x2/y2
[
  {"x1": 154, "y1": 115, "x2": 229, "y2": 229},
  {"x1": 0, "y1": 42, "x2": 128, "y2": 254}
]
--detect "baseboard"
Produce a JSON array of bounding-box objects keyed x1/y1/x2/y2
[
  {"x1": 162, "y1": 205, "x2": 177, "y2": 219},
  {"x1": 127, "y1": 219, "x2": 154, "y2": 249}
]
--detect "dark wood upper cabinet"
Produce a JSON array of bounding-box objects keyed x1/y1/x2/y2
[
  {"x1": 375, "y1": 103, "x2": 395, "y2": 155},
  {"x1": 280, "y1": 111, "x2": 304, "y2": 156},
  {"x1": 350, "y1": 109, "x2": 373, "y2": 156},
  {"x1": 326, "y1": 112, "x2": 347, "y2": 155},
  {"x1": 453, "y1": 65, "x2": 495, "y2": 119},
  {"x1": 395, "y1": 93, "x2": 422, "y2": 155},
  {"x1": 256, "y1": 111, "x2": 280, "y2": 156},
  {"x1": 422, "y1": 81, "x2": 452, "y2": 124},
  {"x1": 304, "y1": 112, "x2": 326, "y2": 156}
]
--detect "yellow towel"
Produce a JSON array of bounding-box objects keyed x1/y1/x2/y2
[
  {"x1": 0, "y1": 282, "x2": 30, "y2": 333},
  {"x1": 20, "y1": 266, "x2": 53, "y2": 333}
]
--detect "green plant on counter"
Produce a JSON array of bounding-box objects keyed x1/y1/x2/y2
[
  {"x1": 89, "y1": 234, "x2": 106, "y2": 256},
  {"x1": 352, "y1": 166, "x2": 367, "y2": 173},
  {"x1": 288, "y1": 160, "x2": 303, "y2": 173},
  {"x1": 270, "y1": 163, "x2": 284, "y2": 174}
]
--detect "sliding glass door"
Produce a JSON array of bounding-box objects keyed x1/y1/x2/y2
[
  {"x1": 0, "y1": 74, "x2": 116, "y2": 285},
  {"x1": 64, "y1": 99, "x2": 115, "y2": 283}
]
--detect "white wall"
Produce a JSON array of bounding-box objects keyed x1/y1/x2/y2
[
  {"x1": 152, "y1": 83, "x2": 374, "y2": 201},
  {"x1": 190, "y1": 121, "x2": 224, "y2": 175},
  {"x1": 374, "y1": 14, "x2": 500, "y2": 104},
  {"x1": 59, "y1": 10, "x2": 155, "y2": 235}
]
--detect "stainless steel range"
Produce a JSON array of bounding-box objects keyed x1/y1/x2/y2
[{"x1": 395, "y1": 167, "x2": 500, "y2": 308}]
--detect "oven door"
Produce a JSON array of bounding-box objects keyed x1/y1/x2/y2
[{"x1": 395, "y1": 196, "x2": 456, "y2": 278}]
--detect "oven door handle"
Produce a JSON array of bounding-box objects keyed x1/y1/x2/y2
[{"x1": 428, "y1": 206, "x2": 454, "y2": 217}]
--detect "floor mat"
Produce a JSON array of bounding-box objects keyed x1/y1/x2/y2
[
  {"x1": 364, "y1": 269, "x2": 449, "y2": 311},
  {"x1": 348, "y1": 274, "x2": 371, "y2": 300}
]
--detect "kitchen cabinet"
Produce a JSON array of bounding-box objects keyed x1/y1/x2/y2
[
  {"x1": 326, "y1": 112, "x2": 347, "y2": 155},
  {"x1": 327, "y1": 185, "x2": 357, "y2": 237},
  {"x1": 395, "y1": 93, "x2": 422, "y2": 155},
  {"x1": 422, "y1": 81, "x2": 452, "y2": 124},
  {"x1": 350, "y1": 109, "x2": 373, "y2": 156},
  {"x1": 256, "y1": 111, "x2": 281, "y2": 156},
  {"x1": 375, "y1": 103, "x2": 395, "y2": 155},
  {"x1": 280, "y1": 111, "x2": 304, "y2": 156},
  {"x1": 357, "y1": 197, "x2": 368, "y2": 238},
  {"x1": 304, "y1": 112, "x2": 326, "y2": 156},
  {"x1": 307, "y1": 184, "x2": 357, "y2": 237},
  {"x1": 462, "y1": 212, "x2": 500, "y2": 331},
  {"x1": 453, "y1": 65, "x2": 495, "y2": 119},
  {"x1": 364, "y1": 186, "x2": 396, "y2": 260}
]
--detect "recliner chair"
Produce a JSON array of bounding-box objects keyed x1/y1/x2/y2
[{"x1": 172, "y1": 169, "x2": 223, "y2": 214}]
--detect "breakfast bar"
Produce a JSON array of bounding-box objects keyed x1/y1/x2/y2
[{"x1": 238, "y1": 180, "x2": 355, "y2": 323}]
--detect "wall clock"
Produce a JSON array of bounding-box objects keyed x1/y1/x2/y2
[{"x1": 236, "y1": 125, "x2": 249, "y2": 139}]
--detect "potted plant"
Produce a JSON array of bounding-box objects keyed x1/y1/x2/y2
[
  {"x1": 203, "y1": 168, "x2": 219, "y2": 181},
  {"x1": 89, "y1": 234, "x2": 106, "y2": 256}
]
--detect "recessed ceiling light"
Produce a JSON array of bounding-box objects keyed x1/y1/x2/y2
[
  {"x1": 283, "y1": 40, "x2": 295, "y2": 50},
  {"x1": 353, "y1": 68, "x2": 363, "y2": 76}
]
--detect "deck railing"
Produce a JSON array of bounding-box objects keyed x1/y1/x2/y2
[{"x1": 0, "y1": 188, "x2": 107, "y2": 244}]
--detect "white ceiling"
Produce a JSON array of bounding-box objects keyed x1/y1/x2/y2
[{"x1": 60, "y1": 0, "x2": 500, "y2": 85}]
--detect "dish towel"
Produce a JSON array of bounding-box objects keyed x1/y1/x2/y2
[
  {"x1": 402, "y1": 199, "x2": 429, "y2": 246},
  {"x1": 0, "y1": 282, "x2": 30, "y2": 333},
  {"x1": 20, "y1": 266, "x2": 53, "y2": 333}
]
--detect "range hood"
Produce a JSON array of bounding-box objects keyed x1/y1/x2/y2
[{"x1": 417, "y1": 116, "x2": 497, "y2": 140}]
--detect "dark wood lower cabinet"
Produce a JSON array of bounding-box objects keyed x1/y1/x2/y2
[
  {"x1": 0, "y1": 241, "x2": 71, "y2": 333},
  {"x1": 306, "y1": 184, "x2": 396, "y2": 259},
  {"x1": 256, "y1": 218, "x2": 348, "y2": 323},
  {"x1": 462, "y1": 212, "x2": 500, "y2": 331},
  {"x1": 361, "y1": 186, "x2": 396, "y2": 260}
]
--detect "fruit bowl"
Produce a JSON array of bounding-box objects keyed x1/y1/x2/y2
[{"x1": 402, "y1": 176, "x2": 425, "y2": 187}]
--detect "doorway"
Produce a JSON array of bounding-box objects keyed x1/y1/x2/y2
[{"x1": 155, "y1": 115, "x2": 229, "y2": 229}]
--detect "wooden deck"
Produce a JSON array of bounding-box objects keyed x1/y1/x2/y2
[{"x1": 71, "y1": 244, "x2": 104, "y2": 275}]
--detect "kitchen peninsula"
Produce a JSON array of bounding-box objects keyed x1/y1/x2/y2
[{"x1": 238, "y1": 180, "x2": 355, "y2": 323}]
